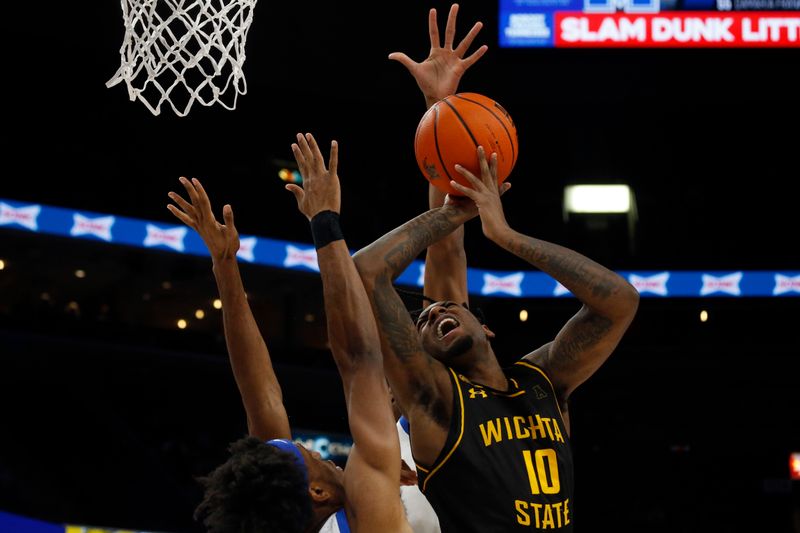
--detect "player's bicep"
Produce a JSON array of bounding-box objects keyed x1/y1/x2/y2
[
  {"x1": 345, "y1": 446, "x2": 410, "y2": 532},
  {"x1": 534, "y1": 305, "x2": 629, "y2": 396}
]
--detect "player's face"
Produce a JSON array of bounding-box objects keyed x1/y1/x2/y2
[
  {"x1": 415, "y1": 301, "x2": 481, "y2": 362},
  {"x1": 297, "y1": 444, "x2": 344, "y2": 488}
]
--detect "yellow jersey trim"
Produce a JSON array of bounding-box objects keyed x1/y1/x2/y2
[
  {"x1": 421, "y1": 367, "x2": 465, "y2": 492},
  {"x1": 492, "y1": 389, "x2": 526, "y2": 398},
  {"x1": 415, "y1": 463, "x2": 430, "y2": 473},
  {"x1": 514, "y1": 360, "x2": 566, "y2": 422}
]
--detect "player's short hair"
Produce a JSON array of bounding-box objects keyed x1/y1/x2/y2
[
  {"x1": 194, "y1": 435, "x2": 312, "y2": 533},
  {"x1": 396, "y1": 287, "x2": 486, "y2": 325}
]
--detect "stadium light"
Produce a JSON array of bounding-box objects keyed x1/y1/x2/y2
[
  {"x1": 564, "y1": 184, "x2": 632, "y2": 214},
  {"x1": 563, "y1": 183, "x2": 638, "y2": 257}
]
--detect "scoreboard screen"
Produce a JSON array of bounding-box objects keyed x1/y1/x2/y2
[{"x1": 499, "y1": 0, "x2": 800, "y2": 47}]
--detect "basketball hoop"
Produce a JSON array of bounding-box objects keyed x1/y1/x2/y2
[{"x1": 106, "y1": 0, "x2": 258, "y2": 117}]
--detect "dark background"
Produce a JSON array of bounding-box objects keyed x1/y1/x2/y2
[{"x1": 1, "y1": 1, "x2": 798, "y2": 532}]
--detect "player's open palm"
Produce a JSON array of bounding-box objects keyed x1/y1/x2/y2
[
  {"x1": 286, "y1": 133, "x2": 341, "y2": 220},
  {"x1": 450, "y1": 146, "x2": 511, "y2": 241},
  {"x1": 389, "y1": 4, "x2": 487, "y2": 104},
  {"x1": 167, "y1": 176, "x2": 240, "y2": 262}
]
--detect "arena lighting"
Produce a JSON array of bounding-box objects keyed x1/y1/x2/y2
[
  {"x1": 790, "y1": 452, "x2": 800, "y2": 480},
  {"x1": 564, "y1": 184, "x2": 632, "y2": 213},
  {"x1": 563, "y1": 184, "x2": 638, "y2": 256},
  {"x1": 0, "y1": 259, "x2": 5, "y2": 270},
  {"x1": 278, "y1": 168, "x2": 302, "y2": 184}
]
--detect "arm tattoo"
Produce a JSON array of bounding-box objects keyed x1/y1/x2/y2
[
  {"x1": 550, "y1": 313, "x2": 612, "y2": 372},
  {"x1": 505, "y1": 235, "x2": 616, "y2": 299},
  {"x1": 382, "y1": 208, "x2": 464, "y2": 274},
  {"x1": 373, "y1": 276, "x2": 422, "y2": 363},
  {"x1": 373, "y1": 276, "x2": 450, "y2": 428}
]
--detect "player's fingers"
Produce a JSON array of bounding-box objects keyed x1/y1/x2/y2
[
  {"x1": 489, "y1": 152, "x2": 499, "y2": 184},
  {"x1": 499, "y1": 182, "x2": 512, "y2": 197},
  {"x1": 428, "y1": 8, "x2": 440, "y2": 48},
  {"x1": 167, "y1": 191, "x2": 195, "y2": 216},
  {"x1": 167, "y1": 203, "x2": 196, "y2": 229},
  {"x1": 449, "y1": 179, "x2": 477, "y2": 199},
  {"x1": 179, "y1": 176, "x2": 201, "y2": 207},
  {"x1": 191, "y1": 177, "x2": 214, "y2": 217},
  {"x1": 454, "y1": 163, "x2": 483, "y2": 189},
  {"x1": 305, "y1": 133, "x2": 323, "y2": 167},
  {"x1": 443, "y1": 3, "x2": 459, "y2": 49},
  {"x1": 455, "y1": 21, "x2": 483, "y2": 57},
  {"x1": 222, "y1": 204, "x2": 235, "y2": 230},
  {"x1": 476, "y1": 146, "x2": 494, "y2": 187},
  {"x1": 296, "y1": 132, "x2": 313, "y2": 163},
  {"x1": 328, "y1": 140, "x2": 338, "y2": 177},
  {"x1": 461, "y1": 44, "x2": 488, "y2": 69},
  {"x1": 388, "y1": 52, "x2": 417, "y2": 71},
  {"x1": 285, "y1": 183, "x2": 305, "y2": 205},
  {"x1": 291, "y1": 143, "x2": 308, "y2": 176}
]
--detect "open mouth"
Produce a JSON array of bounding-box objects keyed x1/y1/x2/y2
[{"x1": 436, "y1": 316, "x2": 460, "y2": 340}]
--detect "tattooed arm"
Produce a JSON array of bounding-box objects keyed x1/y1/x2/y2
[
  {"x1": 353, "y1": 202, "x2": 476, "y2": 463},
  {"x1": 449, "y1": 148, "x2": 640, "y2": 417}
]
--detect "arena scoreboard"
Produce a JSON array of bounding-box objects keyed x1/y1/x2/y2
[{"x1": 499, "y1": 0, "x2": 800, "y2": 46}]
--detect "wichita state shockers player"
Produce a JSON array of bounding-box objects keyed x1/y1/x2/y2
[{"x1": 354, "y1": 147, "x2": 639, "y2": 531}]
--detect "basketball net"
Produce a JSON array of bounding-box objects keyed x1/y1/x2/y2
[{"x1": 106, "y1": 0, "x2": 258, "y2": 117}]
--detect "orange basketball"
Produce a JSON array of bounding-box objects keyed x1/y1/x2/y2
[{"x1": 414, "y1": 92, "x2": 519, "y2": 196}]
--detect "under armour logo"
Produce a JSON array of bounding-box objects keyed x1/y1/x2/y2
[
  {"x1": 468, "y1": 387, "x2": 488, "y2": 399},
  {"x1": 533, "y1": 385, "x2": 548, "y2": 399}
]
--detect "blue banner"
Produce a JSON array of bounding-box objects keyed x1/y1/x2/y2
[{"x1": 1, "y1": 199, "x2": 797, "y2": 298}]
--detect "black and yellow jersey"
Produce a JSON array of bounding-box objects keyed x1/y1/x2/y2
[{"x1": 415, "y1": 361, "x2": 574, "y2": 532}]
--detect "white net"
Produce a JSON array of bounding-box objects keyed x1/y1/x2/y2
[{"x1": 106, "y1": 0, "x2": 258, "y2": 117}]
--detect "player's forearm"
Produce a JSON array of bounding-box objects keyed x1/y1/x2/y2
[
  {"x1": 493, "y1": 226, "x2": 639, "y2": 317},
  {"x1": 424, "y1": 184, "x2": 469, "y2": 302},
  {"x1": 424, "y1": 229, "x2": 468, "y2": 304},
  {"x1": 354, "y1": 204, "x2": 472, "y2": 283},
  {"x1": 212, "y1": 258, "x2": 285, "y2": 433},
  {"x1": 317, "y1": 240, "x2": 383, "y2": 373}
]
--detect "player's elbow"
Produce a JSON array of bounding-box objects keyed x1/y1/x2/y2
[
  {"x1": 611, "y1": 283, "x2": 640, "y2": 323},
  {"x1": 622, "y1": 283, "x2": 640, "y2": 313},
  {"x1": 353, "y1": 251, "x2": 380, "y2": 286}
]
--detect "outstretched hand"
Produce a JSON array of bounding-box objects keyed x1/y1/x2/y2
[
  {"x1": 286, "y1": 133, "x2": 341, "y2": 221},
  {"x1": 449, "y1": 146, "x2": 511, "y2": 240},
  {"x1": 167, "y1": 177, "x2": 239, "y2": 263},
  {"x1": 389, "y1": 3, "x2": 487, "y2": 107}
]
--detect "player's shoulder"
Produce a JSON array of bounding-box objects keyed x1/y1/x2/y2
[{"x1": 506, "y1": 357, "x2": 555, "y2": 387}]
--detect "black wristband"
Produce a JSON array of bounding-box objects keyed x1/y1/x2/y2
[{"x1": 310, "y1": 210, "x2": 344, "y2": 249}]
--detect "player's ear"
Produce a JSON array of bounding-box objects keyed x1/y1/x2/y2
[
  {"x1": 482, "y1": 324, "x2": 496, "y2": 339},
  {"x1": 308, "y1": 482, "x2": 334, "y2": 504}
]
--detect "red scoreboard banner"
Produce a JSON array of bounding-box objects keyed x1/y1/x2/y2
[{"x1": 554, "y1": 12, "x2": 800, "y2": 46}]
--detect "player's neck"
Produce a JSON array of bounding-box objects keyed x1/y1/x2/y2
[
  {"x1": 306, "y1": 506, "x2": 338, "y2": 533},
  {"x1": 461, "y1": 351, "x2": 507, "y2": 391}
]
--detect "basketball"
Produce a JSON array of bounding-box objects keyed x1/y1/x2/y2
[{"x1": 414, "y1": 92, "x2": 519, "y2": 196}]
